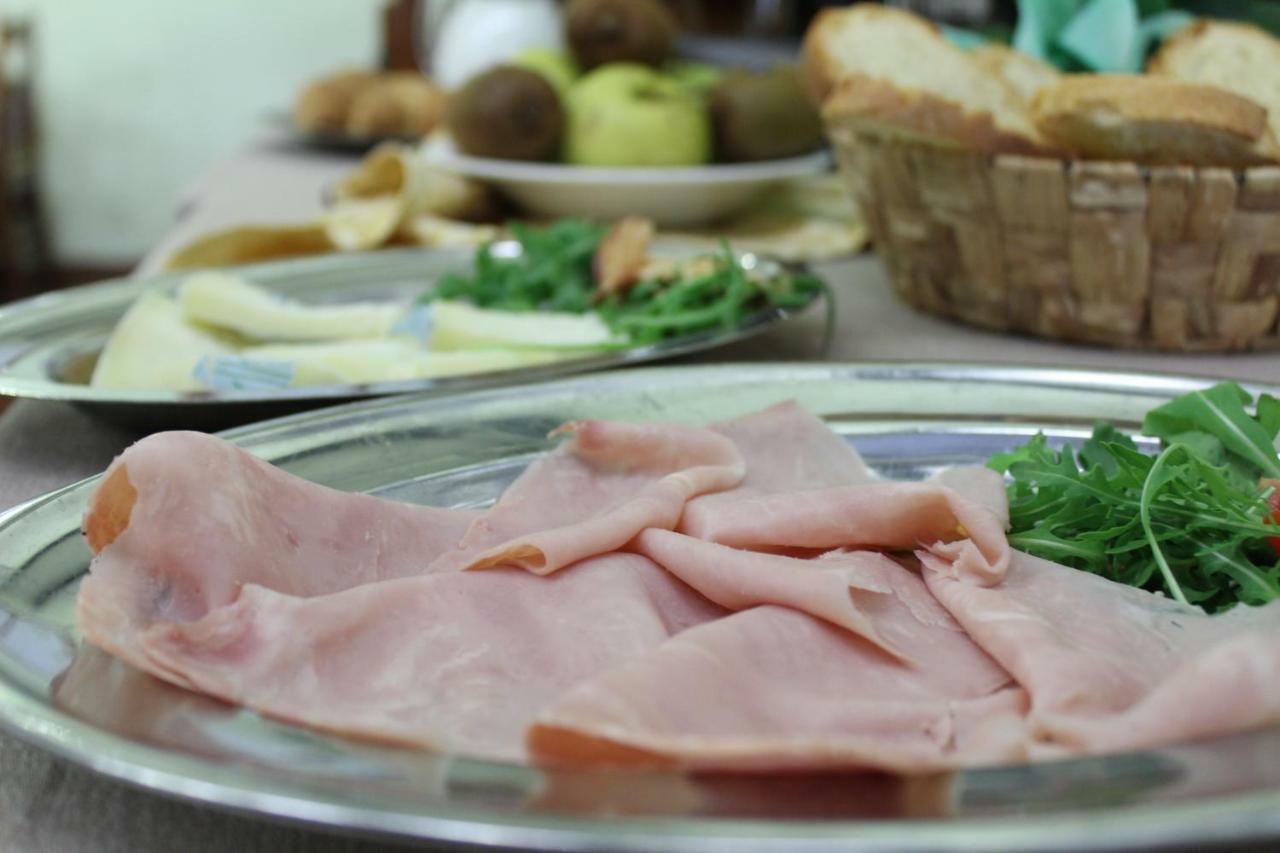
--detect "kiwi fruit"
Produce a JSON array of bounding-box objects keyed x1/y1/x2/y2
[
  {"x1": 566, "y1": 0, "x2": 678, "y2": 70},
  {"x1": 710, "y1": 66, "x2": 825, "y2": 162},
  {"x1": 447, "y1": 67, "x2": 564, "y2": 161}
]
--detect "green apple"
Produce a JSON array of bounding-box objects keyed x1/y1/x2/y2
[
  {"x1": 565, "y1": 63, "x2": 711, "y2": 167},
  {"x1": 512, "y1": 48, "x2": 580, "y2": 97},
  {"x1": 665, "y1": 59, "x2": 723, "y2": 98}
]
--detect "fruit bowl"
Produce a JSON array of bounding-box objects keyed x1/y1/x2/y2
[{"x1": 420, "y1": 136, "x2": 831, "y2": 227}]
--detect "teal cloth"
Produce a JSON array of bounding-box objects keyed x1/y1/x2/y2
[{"x1": 1010, "y1": 0, "x2": 1194, "y2": 71}]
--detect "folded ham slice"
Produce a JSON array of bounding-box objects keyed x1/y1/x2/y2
[
  {"x1": 636, "y1": 529, "x2": 927, "y2": 661},
  {"x1": 78, "y1": 431, "x2": 477, "y2": 673},
  {"x1": 441, "y1": 420, "x2": 745, "y2": 575},
  {"x1": 681, "y1": 483, "x2": 1010, "y2": 584},
  {"x1": 135, "y1": 554, "x2": 725, "y2": 762},
  {"x1": 922, "y1": 549, "x2": 1280, "y2": 755},
  {"x1": 710, "y1": 400, "x2": 874, "y2": 491},
  {"x1": 529, "y1": 603, "x2": 1027, "y2": 772}
]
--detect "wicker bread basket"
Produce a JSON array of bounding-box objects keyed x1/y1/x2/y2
[{"x1": 827, "y1": 121, "x2": 1280, "y2": 352}]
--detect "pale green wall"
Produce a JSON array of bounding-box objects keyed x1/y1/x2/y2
[{"x1": 29, "y1": 0, "x2": 384, "y2": 264}]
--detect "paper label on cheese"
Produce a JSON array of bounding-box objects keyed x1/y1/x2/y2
[
  {"x1": 192, "y1": 356, "x2": 295, "y2": 391},
  {"x1": 390, "y1": 304, "x2": 434, "y2": 344}
]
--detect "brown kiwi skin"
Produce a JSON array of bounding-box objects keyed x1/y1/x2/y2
[
  {"x1": 446, "y1": 67, "x2": 565, "y2": 161},
  {"x1": 711, "y1": 67, "x2": 825, "y2": 162},
  {"x1": 565, "y1": 0, "x2": 678, "y2": 71}
]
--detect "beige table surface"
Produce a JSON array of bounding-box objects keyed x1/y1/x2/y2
[{"x1": 5, "y1": 134, "x2": 1280, "y2": 851}]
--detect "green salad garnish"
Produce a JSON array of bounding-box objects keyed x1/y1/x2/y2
[
  {"x1": 423, "y1": 219, "x2": 828, "y2": 345},
  {"x1": 990, "y1": 382, "x2": 1280, "y2": 612}
]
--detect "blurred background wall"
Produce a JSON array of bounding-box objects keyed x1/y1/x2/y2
[{"x1": 25, "y1": 0, "x2": 382, "y2": 268}]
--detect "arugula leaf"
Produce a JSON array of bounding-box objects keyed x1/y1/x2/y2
[
  {"x1": 992, "y1": 396, "x2": 1280, "y2": 613},
  {"x1": 1142, "y1": 382, "x2": 1280, "y2": 480},
  {"x1": 1138, "y1": 445, "x2": 1189, "y2": 604},
  {"x1": 1258, "y1": 393, "x2": 1280, "y2": 441},
  {"x1": 422, "y1": 220, "x2": 825, "y2": 344}
]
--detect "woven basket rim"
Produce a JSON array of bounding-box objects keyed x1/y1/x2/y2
[{"x1": 829, "y1": 121, "x2": 1280, "y2": 180}]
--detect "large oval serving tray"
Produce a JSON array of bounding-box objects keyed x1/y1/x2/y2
[
  {"x1": 0, "y1": 246, "x2": 822, "y2": 430},
  {"x1": 2, "y1": 363, "x2": 1279, "y2": 851}
]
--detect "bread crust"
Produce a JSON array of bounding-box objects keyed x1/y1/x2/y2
[
  {"x1": 1032, "y1": 75, "x2": 1280, "y2": 167},
  {"x1": 822, "y1": 74, "x2": 1051, "y2": 156},
  {"x1": 802, "y1": 5, "x2": 1046, "y2": 154},
  {"x1": 801, "y1": 5, "x2": 944, "y2": 105},
  {"x1": 1148, "y1": 19, "x2": 1278, "y2": 76},
  {"x1": 970, "y1": 44, "x2": 1061, "y2": 106}
]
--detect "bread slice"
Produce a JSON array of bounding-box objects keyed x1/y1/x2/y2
[
  {"x1": 1032, "y1": 74, "x2": 1280, "y2": 167},
  {"x1": 971, "y1": 44, "x2": 1061, "y2": 106},
  {"x1": 1150, "y1": 20, "x2": 1280, "y2": 146},
  {"x1": 802, "y1": 5, "x2": 1046, "y2": 154}
]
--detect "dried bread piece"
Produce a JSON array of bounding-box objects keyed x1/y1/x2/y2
[
  {"x1": 801, "y1": 5, "x2": 1046, "y2": 154},
  {"x1": 1149, "y1": 20, "x2": 1280, "y2": 147},
  {"x1": 971, "y1": 44, "x2": 1061, "y2": 106},
  {"x1": 294, "y1": 69, "x2": 377, "y2": 134},
  {"x1": 1032, "y1": 74, "x2": 1280, "y2": 167},
  {"x1": 346, "y1": 73, "x2": 448, "y2": 138}
]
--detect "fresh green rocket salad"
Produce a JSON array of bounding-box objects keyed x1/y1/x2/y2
[
  {"x1": 422, "y1": 219, "x2": 828, "y2": 346},
  {"x1": 990, "y1": 382, "x2": 1280, "y2": 613}
]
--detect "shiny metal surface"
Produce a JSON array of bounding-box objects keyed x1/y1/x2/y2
[
  {"x1": 0, "y1": 246, "x2": 820, "y2": 429},
  {"x1": 2, "y1": 363, "x2": 1279, "y2": 851}
]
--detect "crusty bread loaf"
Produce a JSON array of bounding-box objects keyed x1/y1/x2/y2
[
  {"x1": 802, "y1": 4, "x2": 1046, "y2": 154},
  {"x1": 971, "y1": 43, "x2": 1061, "y2": 106},
  {"x1": 1150, "y1": 20, "x2": 1280, "y2": 146},
  {"x1": 1032, "y1": 74, "x2": 1280, "y2": 167}
]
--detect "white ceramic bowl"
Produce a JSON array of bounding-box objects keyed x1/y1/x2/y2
[{"x1": 420, "y1": 137, "x2": 831, "y2": 228}]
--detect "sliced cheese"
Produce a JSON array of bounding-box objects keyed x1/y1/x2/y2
[
  {"x1": 179, "y1": 271, "x2": 405, "y2": 342},
  {"x1": 428, "y1": 300, "x2": 619, "y2": 352},
  {"x1": 242, "y1": 339, "x2": 569, "y2": 386},
  {"x1": 91, "y1": 293, "x2": 237, "y2": 391}
]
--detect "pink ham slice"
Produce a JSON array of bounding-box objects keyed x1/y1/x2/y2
[
  {"x1": 529, "y1": 603, "x2": 1027, "y2": 772},
  {"x1": 635, "y1": 529, "x2": 933, "y2": 661},
  {"x1": 703, "y1": 400, "x2": 1007, "y2": 518},
  {"x1": 131, "y1": 553, "x2": 726, "y2": 762},
  {"x1": 926, "y1": 466, "x2": 1009, "y2": 529},
  {"x1": 439, "y1": 419, "x2": 745, "y2": 575},
  {"x1": 710, "y1": 400, "x2": 874, "y2": 490},
  {"x1": 680, "y1": 483, "x2": 1010, "y2": 584},
  {"x1": 921, "y1": 548, "x2": 1280, "y2": 754},
  {"x1": 77, "y1": 431, "x2": 477, "y2": 674}
]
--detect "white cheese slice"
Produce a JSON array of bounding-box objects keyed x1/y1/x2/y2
[
  {"x1": 428, "y1": 300, "x2": 618, "y2": 351},
  {"x1": 90, "y1": 293, "x2": 237, "y2": 391},
  {"x1": 179, "y1": 271, "x2": 405, "y2": 342},
  {"x1": 242, "y1": 339, "x2": 570, "y2": 386}
]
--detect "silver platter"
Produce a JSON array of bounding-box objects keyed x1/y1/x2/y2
[
  {"x1": 0, "y1": 246, "x2": 821, "y2": 429},
  {"x1": 2, "y1": 363, "x2": 1279, "y2": 851}
]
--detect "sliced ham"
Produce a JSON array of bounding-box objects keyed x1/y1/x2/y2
[
  {"x1": 921, "y1": 548, "x2": 1280, "y2": 754},
  {"x1": 710, "y1": 400, "x2": 874, "y2": 491},
  {"x1": 635, "y1": 529, "x2": 952, "y2": 662},
  {"x1": 77, "y1": 400, "x2": 1280, "y2": 775},
  {"x1": 925, "y1": 466, "x2": 1009, "y2": 529},
  {"x1": 115, "y1": 553, "x2": 726, "y2": 762},
  {"x1": 77, "y1": 431, "x2": 476, "y2": 673},
  {"x1": 529, "y1": 604, "x2": 1026, "y2": 772},
  {"x1": 681, "y1": 483, "x2": 1010, "y2": 584},
  {"x1": 440, "y1": 419, "x2": 744, "y2": 575}
]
